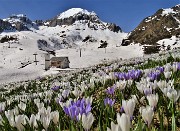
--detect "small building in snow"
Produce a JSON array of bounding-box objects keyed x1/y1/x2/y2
[{"x1": 50, "y1": 57, "x2": 70, "y2": 69}]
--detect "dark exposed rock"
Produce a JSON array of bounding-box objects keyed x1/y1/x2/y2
[
  {"x1": 0, "y1": 19, "x2": 13, "y2": 32},
  {"x1": 49, "y1": 13, "x2": 101, "y2": 27},
  {"x1": 15, "y1": 22, "x2": 29, "y2": 31},
  {"x1": 98, "y1": 41, "x2": 108, "y2": 48},
  {"x1": 35, "y1": 20, "x2": 44, "y2": 26},
  {"x1": 82, "y1": 35, "x2": 97, "y2": 42},
  {"x1": 107, "y1": 23, "x2": 122, "y2": 33},
  {"x1": 0, "y1": 35, "x2": 18, "y2": 43}
]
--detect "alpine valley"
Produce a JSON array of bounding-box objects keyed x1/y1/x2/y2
[{"x1": 0, "y1": 5, "x2": 179, "y2": 83}]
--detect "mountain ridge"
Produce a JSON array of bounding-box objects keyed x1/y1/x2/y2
[{"x1": 122, "y1": 4, "x2": 180, "y2": 46}]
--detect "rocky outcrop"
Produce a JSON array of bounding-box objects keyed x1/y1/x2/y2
[
  {"x1": 48, "y1": 8, "x2": 122, "y2": 33},
  {"x1": 107, "y1": 23, "x2": 122, "y2": 33},
  {"x1": 3, "y1": 14, "x2": 38, "y2": 31},
  {"x1": 49, "y1": 13, "x2": 101, "y2": 27},
  {"x1": 15, "y1": 22, "x2": 29, "y2": 31},
  {"x1": 0, "y1": 19, "x2": 13, "y2": 32},
  {"x1": 122, "y1": 4, "x2": 180, "y2": 45}
]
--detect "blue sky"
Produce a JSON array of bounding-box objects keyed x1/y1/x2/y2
[{"x1": 0, "y1": 0, "x2": 179, "y2": 32}]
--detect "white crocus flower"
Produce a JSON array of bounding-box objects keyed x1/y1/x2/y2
[
  {"x1": 62, "y1": 89, "x2": 70, "y2": 98},
  {"x1": 157, "y1": 80, "x2": 167, "y2": 89},
  {"x1": 13, "y1": 106, "x2": 19, "y2": 116},
  {"x1": 15, "y1": 115, "x2": 27, "y2": 131},
  {"x1": 122, "y1": 98, "x2": 136, "y2": 118},
  {"x1": 51, "y1": 111, "x2": 59, "y2": 125},
  {"x1": 157, "y1": 80, "x2": 170, "y2": 90},
  {"x1": 0, "y1": 102, "x2": 6, "y2": 112},
  {"x1": 34, "y1": 98, "x2": 40, "y2": 105},
  {"x1": 35, "y1": 112, "x2": 40, "y2": 121},
  {"x1": 117, "y1": 113, "x2": 130, "y2": 131},
  {"x1": 116, "y1": 80, "x2": 127, "y2": 90},
  {"x1": 18, "y1": 102, "x2": 26, "y2": 111},
  {"x1": 140, "y1": 106, "x2": 154, "y2": 127},
  {"x1": 36, "y1": 102, "x2": 44, "y2": 110},
  {"x1": 127, "y1": 79, "x2": 133, "y2": 87},
  {"x1": 5, "y1": 110, "x2": 15, "y2": 127},
  {"x1": 131, "y1": 95, "x2": 138, "y2": 104},
  {"x1": 164, "y1": 63, "x2": 171, "y2": 72},
  {"x1": 152, "y1": 80, "x2": 158, "y2": 89},
  {"x1": 82, "y1": 112, "x2": 95, "y2": 130},
  {"x1": 168, "y1": 79, "x2": 174, "y2": 87},
  {"x1": 167, "y1": 89, "x2": 180, "y2": 103},
  {"x1": 147, "y1": 94, "x2": 159, "y2": 108},
  {"x1": 85, "y1": 96, "x2": 93, "y2": 104},
  {"x1": 172, "y1": 63, "x2": 178, "y2": 72},
  {"x1": 29, "y1": 114, "x2": 38, "y2": 128},
  {"x1": 164, "y1": 71, "x2": 172, "y2": 79},
  {"x1": 107, "y1": 121, "x2": 121, "y2": 131},
  {"x1": 72, "y1": 87, "x2": 82, "y2": 97},
  {"x1": 42, "y1": 116, "x2": 51, "y2": 130}
]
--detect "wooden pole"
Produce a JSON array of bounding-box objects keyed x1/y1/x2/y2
[
  {"x1": 80, "y1": 48, "x2": 82, "y2": 57},
  {"x1": 33, "y1": 53, "x2": 38, "y2": 65}
]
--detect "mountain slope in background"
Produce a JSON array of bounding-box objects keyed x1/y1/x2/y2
[
  {"x1": 35, "y1": 8, "x2": 126, "y2": 50},
  {"x1": 2, "y1": 14, "x2": 38, "y2": 31},
  {"x1": 122, "y1": 4, "x2": 180, "y2": 46}
]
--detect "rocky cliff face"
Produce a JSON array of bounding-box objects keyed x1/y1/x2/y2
[
  {"x1": 0, "y1": 19, "x2": 13, "y2": 32},
  {"x1": 122, "y1": 4, "x2": 180, "y2": 45},
  {"x1": 3, "y1": 14, "x2": 38, "y2": 31},
  {"x1": 48, "y1": 8, "x2": 122, "y2": 33}
]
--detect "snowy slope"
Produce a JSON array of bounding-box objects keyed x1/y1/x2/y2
[
  {"x1": 157, "y1": 36, "x2": 180, "y2": 50},
  {"x1": 37, "y1": 23, "x2": 126, "y2": 49},
  {"x1": 0, "y1": 31, "x2": 55, "y2": 84},
  {"x1": 0, "y1": 29, "x2": 143, "y2": 84}
]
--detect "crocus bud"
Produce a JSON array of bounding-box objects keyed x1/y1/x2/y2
[
  {"x1": 82, "y1": 112, "x2": 95, "y2": 130},
  {"x1": 147, "y1": 94, "x2": 159, "y2": 108},
  {"x1": 140, "y1": 106, "x2": 154, "y2": 127},
  {"x1": 18, "y1": 102, "x2": 26, "y2": 111},
  {"x1": 117, "y1": 113, "x2": 130, "y2": 131}
]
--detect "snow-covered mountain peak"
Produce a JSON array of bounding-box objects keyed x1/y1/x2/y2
[
  {"x1": 57, "y1": 8, "x2": 96, "y2": 19},
  {"x1": 48, "y1": 8, "x2": 122, "y2": 33}
]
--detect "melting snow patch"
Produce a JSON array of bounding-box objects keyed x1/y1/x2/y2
[{"x1": 162, "y1": 8, "x2": 176, "y2": 16}]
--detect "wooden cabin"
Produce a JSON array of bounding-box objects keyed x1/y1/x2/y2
[{"x1": 50, "y1": 57, "x2": 70, "y2": 69}]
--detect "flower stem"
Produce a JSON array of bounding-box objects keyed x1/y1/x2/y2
[{"x1": 171, "y1": 101, "x2": 176, "y2": 131}]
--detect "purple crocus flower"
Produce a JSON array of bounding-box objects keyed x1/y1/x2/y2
[
  {"x1": 51, "y1": 85, "x2": 61, "y2": 91},
  {"x1": 156, "y1": 66, "x2": 164, "y2": 73},
  {"x1": 115, "y1": 69, "x2": 142, "y2": 81},
  {"x1": 63, "y1": 98, "x2": 92, "y2": 121},
  {"x1": 106, "y1": 86, "x2": 115, "y2": 95},
  {"x1": 144, "y1": 87, "x2": 152, "y2": 96},
  {"x1": 104, "y1": 97, "x2": 115, "y2": 107},
  {"x1": 120, "y1": 106, "x2": 124, "y2": 112},
  {"x1": 177, "y1": 63, "x2": 180, "y2": 70},
  {"x1": 148, "y1": 71, "x2": 160, "y2": 81}
]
